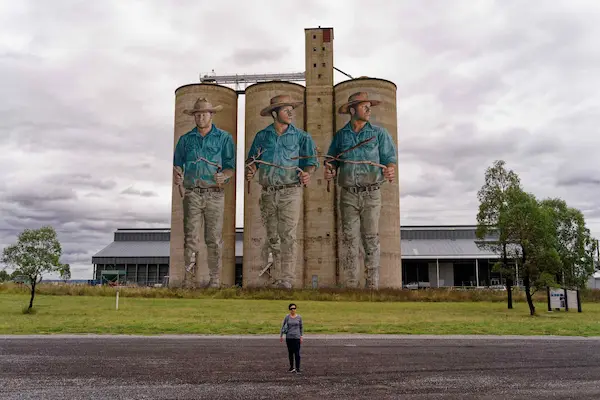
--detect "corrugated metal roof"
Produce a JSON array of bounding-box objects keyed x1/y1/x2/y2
[
  {"x1": 93, "y1": 241, "x2": 170, "y2": 258},
  {"x1": 401, "y1": 239, "x2": 497, "y2": 259},
  {"x1": 92, "y1": 237, "x2": 510, "y2": 260}
]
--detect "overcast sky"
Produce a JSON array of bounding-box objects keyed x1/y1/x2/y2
[{"x1": 1, "y1": 0, "x2": 599, "y2": 279}]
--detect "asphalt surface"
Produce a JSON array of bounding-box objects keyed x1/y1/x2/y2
[{"x1": 1, "y1": 334, "x2": 600, "y2": 399}]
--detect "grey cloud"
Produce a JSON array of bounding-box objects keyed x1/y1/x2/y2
[
  {"x1": 436, "y1": 72, "x2": 508, "y2": 114},
  {"x1": 399, "y1": 169, "x2": 451, "y2": 199},
  {"x1": 401, "y1": 182, "x2": 441, "y2": 199},
  {"x1": 4, "y1": 187, "x2": 78, "y2": 208},
  {"x1": 558, "y1": 176, "x2": 600, "y2": 187},
  {"x1": 47, "y1": 173, "x2": 117, "y2": 191},
  {"x1": 519, "y1": 137, "x2": 562, "y2": 157},
  {"x1": 401, "y1": 123, "x2": 520, "y2": 171},
  {"x1": 120, "y1": 187, "x2": 158, "y2": 197},
  {"x1": 556, "y1": 170, "x2": 600, "y2": 187},
  {"x1": 225, "y1": 48, "x2": 290, "y2": 66}
]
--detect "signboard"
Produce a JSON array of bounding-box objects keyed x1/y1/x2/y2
[
  {"x1": 547, "y1": 287, "x2": 582, "y2": 312},
  {"x1": 566, "y1": 290, "x2": 579, "y2": 311}
]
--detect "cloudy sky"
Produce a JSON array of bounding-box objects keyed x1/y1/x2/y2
[{"x1": 1, "y1": 0, "x2": 599, "y2": 279}]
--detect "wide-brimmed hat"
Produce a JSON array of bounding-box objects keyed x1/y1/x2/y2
[
  {"x1": 183, "y1": 97, "x2": 223, "y2": 115},
  {"x1": 260, "y1": 94, "x2": 304, "y2": 117},
  {"x1": 338, "y1": 92, "x2": 381, "y2": 114}
]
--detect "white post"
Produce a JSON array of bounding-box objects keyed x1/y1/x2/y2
[
  {"x1": 475, "y1": 259, "x2": 479, "y2": 287},
  {"x1": 116, "y1": 288, "x2": 119, "y2": 310},
  {"x1": 515, "y1": 259, "x2": 519, "y2": 287},
  {"x1": 436, "y1": 258, "x2": 440, "y2": 288}
]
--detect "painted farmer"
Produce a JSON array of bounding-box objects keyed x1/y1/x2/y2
[
  {"x1": 324, "y1": 92, "x2": 397, "y2": 289},
  {"x1": 246, "y1": 94, "x2": 318, "y2": 289},
  {"x1": 173, "y1": 97, "x2": 236, "y2": 288}
]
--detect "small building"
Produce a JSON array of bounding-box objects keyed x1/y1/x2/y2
[
  {"x1": 92, "y1": 228, "x2": 170, "y2": 286},
  {"x1": 401, "y1": 225, "x2": 507, "y2": 288}
]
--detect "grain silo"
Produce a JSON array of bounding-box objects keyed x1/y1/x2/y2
[
  {"x1": 243, "y1": 81, "x2": 306, "y2": 288},
  {"x1": 333, "y1": 77, "x2": 402, "y2": 289},
  {"x1": 169, "y1": 83, "x2": 238, "y2": 288},
  {"x1": 303, "y1": 27, "x2": 337, "y2": 288}
]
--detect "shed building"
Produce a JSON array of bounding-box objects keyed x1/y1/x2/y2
[
  {"x1": 92, "y1": 225, "x2": 516, "y2": 288},
  {"x1": 92, "y1": 228, "x2": 171, "y2": 286}
]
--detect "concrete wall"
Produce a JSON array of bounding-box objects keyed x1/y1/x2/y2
[{"x1": 169, "y1": 83, "x2": 237, "y2": 288}]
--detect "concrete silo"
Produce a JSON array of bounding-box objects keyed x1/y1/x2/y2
[
  {"x1": 243, "y1": 81, "x2": 306, "y2": 288},
  {"x1": 303, "y1": 27, "x2": 337, "y2": 288},
  {"x1": 169, "y1": 83, "x2": 238, "y2": 288},
  {"x1": 333, "y1": 77, "x2": 402, "y2": 289}
]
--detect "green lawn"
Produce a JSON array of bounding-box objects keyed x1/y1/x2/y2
[{"x1": 1, "y1": 294, "x2": 599, "y2": 336}]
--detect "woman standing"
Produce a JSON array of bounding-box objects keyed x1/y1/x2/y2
[{"x1": 280, "y1": 303, "x2": 303, "y2": 373}]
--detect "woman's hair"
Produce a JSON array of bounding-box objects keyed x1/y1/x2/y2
[{"x1": 288, "y1": 303, "x2": 296, "y2": 310}]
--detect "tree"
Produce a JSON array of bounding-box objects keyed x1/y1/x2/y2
[
  {"x1": 502, "y1": 187, "x2": 562, "y2": 316},
  {"x1": 0, "y1": 270, "x2": 9, "y2": 282},
  {"x1": 476, "y1": 160, "x2": 522, "y2": 309},
  {"x1": 1, "y1": 226, "x2": 63, "y2": 312},
  {"x1": 59, "y1": 263, "x2": 71, "y2": 282},
  {"x1": 541, "y1": 198, "x2": 598, "y2": 289}
]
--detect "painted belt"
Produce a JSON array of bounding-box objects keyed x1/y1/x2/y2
[
  {"x1": 187, "y1": 187, "x2": 224, "y2": 194},
  {"x1": 343, "y1": 184, "x2": 380, "y2": 194},
  {"x1": 262, "y1": 183, "x2": 302, "y2": 193}
]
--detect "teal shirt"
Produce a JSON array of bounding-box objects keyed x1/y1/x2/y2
[
  {"x1": 327, "y1": 121, "x2": 397, "y2": 187},
  {"x1": 173, "y1": 125, "x2": 236, "y2": 188},
  {"x1": 247, "y1": 123, "x2": 319, "y2": 187}
]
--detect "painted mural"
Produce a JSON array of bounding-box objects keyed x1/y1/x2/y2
[
  {"x1": 245, "y1": 94, "x2": 318, "y2": 289},
  {"x1": 243, "y1": 91, "x2": 396, "y2": 290},
  {"x1": 173, "y1": 97, "x2": 236, "y2": 288},
  {"x1": 325, "y1": 92, "x2": 397, "y2": 290}
]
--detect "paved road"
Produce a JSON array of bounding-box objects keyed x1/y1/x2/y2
[{"x1": 1, "y1": 335, "x2": 600, "y2": 399}]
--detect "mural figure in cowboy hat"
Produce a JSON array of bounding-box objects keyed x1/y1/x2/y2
[
  {"x1": 324, "y1": 91, "x2": 397, "y2": 290},
  {"x1": 246, "y1": 94, "x2": 319, "y2": 289},
  {"x1": 173, "y1": 97, "x2": 236, "y2": 288}
]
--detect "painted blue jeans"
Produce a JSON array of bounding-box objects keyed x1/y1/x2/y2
[
  {"x1": 183, "y1": 189, "x2": 224, "y2": 286},
  {"x1": 339, "y1": 188, "x2": 382, "y2": 289},
  {"x1": 259, "y1": 186, "x2": 302, "y2": 287}
]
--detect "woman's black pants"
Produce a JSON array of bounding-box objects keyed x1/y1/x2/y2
[{"x1": 286, "y1": 338, "x2": 301, "y2": 369}]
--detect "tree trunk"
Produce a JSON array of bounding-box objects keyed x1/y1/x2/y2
[
  {"x1": 524, "y1": 276, "x2": 535, "y2": 316},
  {"x1": 503, "y1": 244, "x2": 513, "y2": 309},
  {"x1": 28, "y1": 276, "x2": 37, "y2": 311},
  {"x1": 506, "y1": 278, "x2": 513, "y2": 309},
  {"x1": 521, "y1": 248, "x2": 534, "y2": 315}
]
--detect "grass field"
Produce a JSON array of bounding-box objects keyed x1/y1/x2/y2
[{"x1": 2, "y1": 293, "x2": 600, "y2": 336}]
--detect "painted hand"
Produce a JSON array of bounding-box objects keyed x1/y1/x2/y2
[
  {"x1": 383, "y1": 165, "x2": 395, "y2": 181},
  {"x1": 246, "y1": 164, "x2": 257, "y2": 181},
  {"x1": 298, "y1": 170, "x2": 311, "y2": 186},
  {"x1": 214, "y1": 172, "x2": 225, "y2": 185},
  {"x1": 173, "y1": 168, "x2": 183, "y2": 186},
  {"x1": 324, "y1": 162, "x2": 336, "y2": 181}
]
